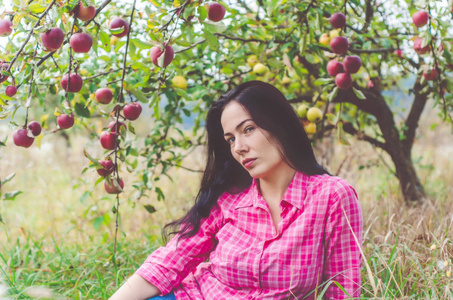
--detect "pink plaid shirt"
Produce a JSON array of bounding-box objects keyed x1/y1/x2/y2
[{"x1": 136, "y1": 171, "x2": 363, "y2": 299}]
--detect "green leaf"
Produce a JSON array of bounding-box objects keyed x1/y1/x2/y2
[
  {"x1": 83, "y1": 149, "x2": 101, "y2": 165},
  {"x1": 74, "y1": 102, "x2": 91, "y2": 118},
  {"x1": 93, "y1": 216, "x2": 104, "y2": 230},
  {"x1": 299, "y1": 31, "x2": 307, "y2": 54},
  {"x1": 328, "y1": 87, "x2": 339, "y2": 102},
  {"x1": 337, "y1": 122, "x2": 350, "y2": 146},
  {"x1": 1, "y1": 173, "x2": 15, "y2": 186},
  {"x1": 131, "y1": 39, "x2": 153, "y2": 50},
  {"x1": 353, "y1": 88, "x2": 366, "y2": 100},
  {"x1": 198, "y1": 6, "x2": 207, "y2": 22},
  {"x1": 109, "y1": 26, "x2": 126, "y2": 36},
  {"x1": 144, "y1": 204, "x2": 157, "y2": 214},
  {"x1": 99, "y1": 31, "x2": 109, "y2": 46},
  {"x1": 202, "y1": 21, "x2": 227, "y2": 33},
  {"x1": 203, "y1": 29, "x2": 219, "y2": 50},
  {"x1": 3, "y1": 191, "x2": 22, "y2": 201},
  {"x1": 28, "y1": 3, "x2": 47, "y2": 13},
  {"x1": 130, "y1": 89, "x2": 148, "y2": 103},
  {"x1": 80, "y1": 191, "x2": 90, "y2": 204},
  {"x1": 314, "y1": 78, "x2": 334, "y2": 86}
]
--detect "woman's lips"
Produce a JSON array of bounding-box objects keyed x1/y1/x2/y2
[{"x1": 242, "y1": 158, "x2": 256, "y2": 168}]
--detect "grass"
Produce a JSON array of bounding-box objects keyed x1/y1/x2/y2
[{"x1": 0, "y1": 109, "x2": 453, "y2": 299}]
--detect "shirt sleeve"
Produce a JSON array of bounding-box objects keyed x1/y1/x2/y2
[
  {"x1": 322, "y1": 179, "x2": 363, "y2": 300},
  {"x1": 135, "y1": 201, "x2": 224, "y2": 295}
]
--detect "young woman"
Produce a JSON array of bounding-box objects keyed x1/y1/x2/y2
[{"x1": 110, "y1": 81, "x2": 363, "y2": 300}]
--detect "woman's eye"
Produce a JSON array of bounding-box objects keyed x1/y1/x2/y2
[
  {"x1": 245, "y1": 126, "x2": 254, "y2": 133},
  {"x1": 227, "y1": 137, "x2": 235, "y2": 144}
]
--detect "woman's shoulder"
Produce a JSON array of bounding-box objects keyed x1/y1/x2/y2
[{"x1": 307, "y1": 173, "x2": 357, "y2": 202}]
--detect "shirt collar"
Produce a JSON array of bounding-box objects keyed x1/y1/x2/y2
[{"x1": 234, "y1": 171, "x2": 309, "y2": 210}]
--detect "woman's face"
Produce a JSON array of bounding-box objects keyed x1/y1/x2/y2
[{"x1": 220, "y1": 101, "x2": 289, "y2": 180}]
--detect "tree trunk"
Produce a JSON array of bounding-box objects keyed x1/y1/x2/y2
[{"x1": 335, "y1": 85, "x2": 428, "y2": 205}]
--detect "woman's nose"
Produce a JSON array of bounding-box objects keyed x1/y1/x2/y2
[{"x1": 234, "y1": 136, "x2": 248, "y2": 154}]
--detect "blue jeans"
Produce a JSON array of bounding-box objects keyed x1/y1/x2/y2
[{"x1": 147, "y1": 292, "x2": 176, "y2": 300}]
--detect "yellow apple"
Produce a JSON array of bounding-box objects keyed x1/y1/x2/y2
[
  {"x1": 296, "y1": 103, "x2": 309, "y2": 118},
  {"x1": 247, "y1": 55, "x2": 258, "y2": 67},
  {"x1": 319, "y1": 33, "x2": 330, "y2": 46},
  {"x1": 307, "y1": 107, "x2": 323, "y2": 123},
  {"x1": 304, "y1": 122, "x2": 317, "y2": 134},
  {"x1": 281, "y1": 75, "x2": 291, "y2": 85},
  {"x1": 172, "y1": 75, "x2": 187, "y2": 89},
  {"x1": 110, "y1": 36, "x2": 119, "y2": 45},
  {"x1": 253, "y1": 63, "x2": 268, "y2": 75},
  {"x1": 329, "y1": 29, "x2": 340, "y2": 39}
]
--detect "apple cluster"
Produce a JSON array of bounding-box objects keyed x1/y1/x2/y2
[
  {"x1": 296, "y1": 104, "x2": 324, "y2": 135},
  {"x1": 13, "y1": 121, "x2": 42, "y2": 148},
  {"x1": 323, "y1": 12, "x2": 362, "y2": 90},
  {"x1": 327, "y1": 55, "x2": 362, "y2": 90},
  {"x1": 411, "y1": 10, "x2": 439, "y2": 82}
]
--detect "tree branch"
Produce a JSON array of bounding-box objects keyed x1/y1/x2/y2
[
  {"x1": 402, "y1": 80, "x2": 429, "y2": 156},
  {"x1": 5, "y1": 0, "x2": 56, "y2": 74},
  {"x1": 342, "y1": 122, "x2": 387, "y2": 151}
]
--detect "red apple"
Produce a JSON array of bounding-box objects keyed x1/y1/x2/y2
[
  {"x1": 95, "y1": 88, "x2": 113, "y2": 104},
  {"x1": 109, "y1": 17, "x2": 129, "y2": 38},
  {"x1": 208, "y1": 3, "x2": 226, "y2": 22},
  {"x1": 123, "y1": 102, "x2": 142, "y2": 121},
  {"x1": 108, "y1": 121, "x2": 127, "y2": 133},
  {"x1": 70, "y1": 33, "x2": 92, "y2": 53},
  {"x1": 330, "y1": 12, "x2": 346, "y2": 29},
  {"x1": 367, "y1": 80, "x2": 374, "y2": 89},
  {"x1": 97, "y1": 160, "x2": 115, "y2": 176},
  {"x1": 28, "y1": 121, "x2": 42, "y2": 136},
  {"x1": 5, "y1": 85, "x2": 17, "y2": 97},
  {"x1": 343, "y1": 55, "x2": 362, "y2": 74},
  {"x1": 104, "y1": 178, "x2": 124, "y2": 194},
  {"x1": 414, "y1": 38, "x2": 430, "y2": 55},
  {"x1": 78, "y1": 3, "x2": 96, "y2": 22},
  {"x1": 330, "y1": 36, "x2": 349, "y2": 54},
  {"x1": 394, "y1": 49, "x2": 403, "y2": 59},
  {"x1": 13, "y1": 129, "x2": 34, "y2": 148},
  {"x1": 57, "y1": 113, "x2": 75, "y2": 129},
  {"x1": 150, "y1": 44, "x2": 175, "y2": 68},
  {"x1": 69, "y1": 2, "x2": 96, "y2": 22},
  {"x1": 412, "y1": 10, "x2": 429, "y2": 28},
  {"x1": 0, "y1": 62, "x2": 9, "y2": 83},
  {"x1": 0, "y1": 19, "x2": 13, "y2": 37},
  {"x1": 100, "y1": 131, "x2": 118, "y2": 150},
  {"x1": 41, "y1": 27, "x2": 65, "y2": 52},
  {"x1": 423, "y1": 68, "x2": 437, "y2": 81},
  {"x1": 335, "y1": 73, "x2": 353, "y2": 90},
  {"x1": 326, "y1": 60, "x2": 345, "y2": 77},
  {"x1": 61, "y1": 73, "x2": 83, "y2": 93}
]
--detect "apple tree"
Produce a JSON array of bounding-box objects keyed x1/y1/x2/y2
[{"x1": 1, "y1": 0, "x2": 452, "y2": 222}]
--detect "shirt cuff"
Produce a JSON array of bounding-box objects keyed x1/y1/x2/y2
[{"x1": 135, "y1": 263, "x2": 174, "y2": 295}]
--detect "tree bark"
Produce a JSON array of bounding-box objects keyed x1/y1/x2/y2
[{"x1": 334, "y1": 86, "x2": 427, "y2": 205}]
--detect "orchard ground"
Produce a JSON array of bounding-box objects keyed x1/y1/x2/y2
[{"x1": 0, "y1": 106, "x2": 453, "y2": 299}]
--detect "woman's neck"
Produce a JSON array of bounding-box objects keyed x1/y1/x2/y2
[{"x1": 258, "y1": 166, "x2": 296, "y2": 205}]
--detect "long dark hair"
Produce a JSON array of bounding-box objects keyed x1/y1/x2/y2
[{"x1": 163, "y1": 81, "x2": 328, "y2": 242}]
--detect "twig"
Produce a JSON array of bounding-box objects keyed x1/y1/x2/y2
[
  {"x1": 112, "y1": 0, "x2": 137, "y2": 268},
  {"x1": 117, "y1": 0, "x2": 137, "y2": 104},
  {"x1": 6, "y1": 0, "x2": 57, "y2": 74}
]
